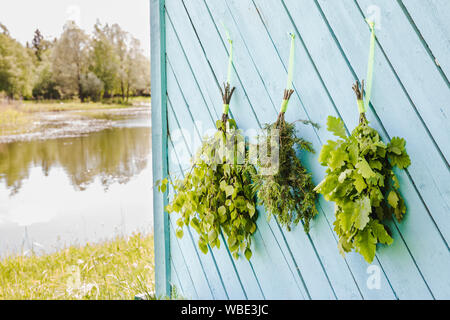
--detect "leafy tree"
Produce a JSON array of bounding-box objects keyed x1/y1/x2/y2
[
  {"x1": 51, "y1": 21, "x2": 89, "y2": 100},
  {"x1": 31, "y1": 29, "x2": 51, "y2": 62},
  {"x1": 90, "y1": 22, "x2": 119, "y2": 98},
  {"x1": 0, "y1": 31, "x2": 34, "y2": 98},
  {"x1": 32, "y1": 49, "x2": 60, "y2": 99},
  {"x1": 103, "y1": 23, "x2": 150, "y2": 101},
  {"x1": 110, "y1": 23, "x2": 129, "y2": 101},
  {"x1": 0, "y1": 23, "x2": 9, "y2": 36},
  {"x1": 32, "y1": 29, "x2": 44, "y2": 61},
  {"x1": 0, "y1": 21, "x2": 150, "y2": 102},
  {"x1": 125, "y1": 38, "x2": 150, "y2": 99},
  {"x1": 80, "y1": 72, "x2": 104, "y2": 102}
]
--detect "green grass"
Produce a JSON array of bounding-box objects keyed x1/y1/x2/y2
[
  {"x1": 127, "y1": 96, "x2": 151, "y2": 103},
  {"x1": 0, "y1": 233, "x2": 155, "y2": 300},
  {"x1": 0, "y1": 107, "x2": 32, "y2": 135}
]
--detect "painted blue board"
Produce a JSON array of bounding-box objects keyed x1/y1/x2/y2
[
  {"x1": 150, "y1": 0, "x2": 170, "y2": 298},
  {"x1": 401, "y1": 0, "x2": 450, "y2": 80},
  {"x1": 151, "y1": 0, "x2": 450, "y2": 300}
]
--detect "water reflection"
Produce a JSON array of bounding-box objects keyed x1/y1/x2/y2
[
  {"x1": 0, "y1": 117, "x2": 153, "y2": 257},
  {"x1": 0, "y1": 126, "x2": 151, "y2": 195}
]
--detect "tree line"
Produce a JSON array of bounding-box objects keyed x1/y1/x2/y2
[{"x1": 0, "y1": 21, "x2": 150, "y2": 102}]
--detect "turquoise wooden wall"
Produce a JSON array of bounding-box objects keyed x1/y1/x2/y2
[{"x1": 151, "y1": 0, "x2": 450, "y2": 300}]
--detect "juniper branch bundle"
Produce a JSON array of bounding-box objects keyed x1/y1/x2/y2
[{"x1": 251, "y1": 89, "x2": 318, "y2": 232}]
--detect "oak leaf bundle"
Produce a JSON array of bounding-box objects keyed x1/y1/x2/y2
[{"x1": 315, "y1": 81, "x2": 411, "y2": 263}]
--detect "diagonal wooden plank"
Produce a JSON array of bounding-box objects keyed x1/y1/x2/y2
[{"x1": 401, "y1": 0, "x2": 450, "y2": 81}]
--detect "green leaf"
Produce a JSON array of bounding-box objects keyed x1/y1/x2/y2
[
  {"x1": 234, "y1": 197, "x2": 247, "y2": 210},
  {"x1": 244, "y1": 248, "x2": 252, "y2": 261},
  {"x1": 208, "y1": 229, "x2": 218, "y2": 243},
  {"x1": 340, "y1": 203, "x2": 355, "y2": 232},
  {"x1": 338, "y1": 237, "x2": 353, "y2": 256},
  {"x1": 218, "y1": 205, "x2": 227, "y2": 217},
  {"x1": 205, "y1": 213, "x2": 215, "y2": 225},
  {"x1": 387, "y1": 137, "x2": 406, "y2": 155},
  {"x1": 347, "y1": 140, "x2": 359, "y2": 165},
  {"x1": 392, "y1": 174, "x2": 400, "y2": 189},
  {"x1": 165, "y1": 204, "x2": 173, "y2": 213},
  {"x1": 190, "y1": 218, "x2": 201, "y2": 233},
  {"x1": 338, "y1": 169, "x2": 353, "y2": 183},
  {"x1": 353, "y1": 174, "x2": 367, "y2": 194},
  {"x1": 387, "y1": 137, "x2": 411, "y2": 169},
  {"x1": 198, "y1": 239, "x2": 208, "y2": 255},
  {"x1": 369, "y1": 160, "x2": 382, "y2": 171},
  {"x1": 319, "y1": 140, "x2": 338, "y2": 165},
  {"x1": 387, "y1": 191, "x2": 399, "y2": 208},
  {"x1": 394, "y1": 197, "x2": 407, "y2": 222},
  {"x1": 224, "y1": 185, "x2": 234, "y2": 198},
  {"x1": 227, "y1": 234, "x2": 237, "y2": 247},
  {"x1": 327, "y1": 116, "x2": 347, "y2": 139},
  {"x1": 352, "y1": 196, "x2": 372, "y2": 230},
  {"x1": 389, "y1": 152, "x2": 411, "y2": 169},
  {"x1": 176, "y1": 228, "x2": 184, "y2": 239},
  {"x1": 329, "y1": 149, "x2": 348, "y2": 170},
  {"x1": 314, "y1": 175, "x2": 338, "y2": 199},
  {"x1": 247, "y1": 202, "x2": 256, "y2": 218},
  {"x1": 355, "y1": 159, "x2": 376, "y2": 179},
  {"x1": 223, "y1": 163, "x2": 231, "y2": 176},
  {"x1": 370, "y1": 220, "x2": 393, "y2": 245},
  {"x1": 355, "y1": 227, "x2": 377, "y2": 263}
]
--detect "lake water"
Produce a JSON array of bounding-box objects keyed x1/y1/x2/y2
[{"x1": 0, "y1": 107, "x2": 153, "y2": 257}]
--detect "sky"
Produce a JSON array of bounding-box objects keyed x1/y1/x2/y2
[{"x1": 0, "y1": 0, "x2": 150, "y2": 57}]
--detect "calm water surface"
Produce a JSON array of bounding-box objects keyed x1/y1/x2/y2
[{"x1": 0, "y1": 108, "x2": 153, "y2": 257}]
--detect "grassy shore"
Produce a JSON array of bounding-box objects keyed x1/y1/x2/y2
[
  {"x1": 0, "y1": 233, "x2": 155, "y2": 300},
  {"x1": 2, "y1": 97, "x2": 150, "y2": 113},
  {"x1": 0, "y1": 98, "x2": 151, "y2": 136}
]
